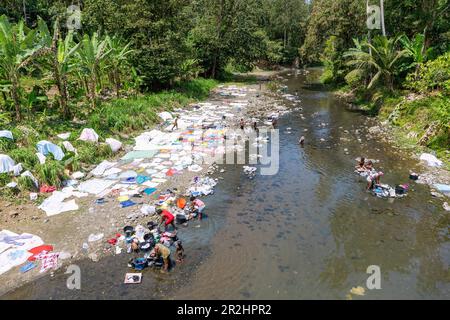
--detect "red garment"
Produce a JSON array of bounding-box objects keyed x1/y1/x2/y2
[
  {"x1": 28, "y1": 245, "x2": 54, "y2": 261},
  {"x1": 166, "y1": 168, "x2": 177, "y2": 176},
  {"x1": 40, "y1": 185, "x2": 56, "y2": 193},
  {"x1": 161, "y1": 210, "x2": 174, "y2": 225}
]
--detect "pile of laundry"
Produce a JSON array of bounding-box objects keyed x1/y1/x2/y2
[
  {"x1": 0, "y1": 230, "x2": 60, "y2": 275},
  {"x1": 372, "y1": 184, "x2": 409, "y2": 199}
]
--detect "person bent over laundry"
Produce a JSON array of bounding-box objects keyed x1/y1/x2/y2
[
  {"x1": 157, "y1": 209, "x2": 176, "y2": 231},
  {"x1": 367, "y1": 171, "x2": 384, "y2": 190},
  {"x1": 190, "y1": 196, "x2": 206, "y2": 220},
  {"x1": 152, "y1": 243, "x2": 171, "y2": 272}
]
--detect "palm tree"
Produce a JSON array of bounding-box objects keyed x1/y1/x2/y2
[
  {"x1": 76, "y1": 32, "x2": 110, "y2": 108},
  {"x1": 344, "y1": 35, "x2": 408, "y2": 91},
  {"x1": 106, "y1": 36, "x2": 133, "y2": 98},
  {"x1": 0, "y1": 15, "x2": 40, "y2": 121}
]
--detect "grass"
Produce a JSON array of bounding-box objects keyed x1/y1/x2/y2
[
  {"x1": 379, "y1": 94, "x2": 450, "y2": 166},
  {"x1": 0, "y1": 77, "x2": 221, "y2": 198}
]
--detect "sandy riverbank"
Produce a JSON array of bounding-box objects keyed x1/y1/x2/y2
[{"x1": 0, "y1": 80, "x2": 286, "y2": 296}]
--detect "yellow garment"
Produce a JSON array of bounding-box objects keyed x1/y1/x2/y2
[{"x1": 118, "y1": 196, "x2": 129, "y2": 202}]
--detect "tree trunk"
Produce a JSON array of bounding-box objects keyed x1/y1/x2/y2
[
  {"x1": 89, "y1": 74, "x2": 97, "y2": 109},
  {"x1": 211, "y1": 0, "x2": 225, "y2": 79},
  {"x1": 11, "y1": 75, "x2": 21, "y2": 121},
  {"x1": 115, "y1": 69, "x2": 120, "y2": 98},
  {"x1": 60, "y1": 76, "x2": 70, "y2": 118}
]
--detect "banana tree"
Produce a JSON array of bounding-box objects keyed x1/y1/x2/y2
[
  {"x1": 76, "y1": 33, "x2": 110, "y2": 108},
  {"x1": 0, "y1": 15, "x2": 40, "y2": 121},
  {"x1": 37, "y1": 19, "x2": 80, "y2": 119},
  {"x1": 399, "y1": 32, "x2": 433, "y2": 79},
  {"x1": 106, "y1": 36, "x2": 133, "y2": 98}
]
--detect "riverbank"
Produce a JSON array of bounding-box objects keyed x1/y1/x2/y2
[
  {"x1": 333, "y1": 88, "x2": 450, "y2": 196},
  {"x1": 0, "y1": 78, "x2": 282, "y2": 296},
  {"x1": 2, "y1": 68, "x2": 449, "y2": 300}
]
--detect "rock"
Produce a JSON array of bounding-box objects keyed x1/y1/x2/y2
[
  {"x1": 59, "y1": 251, "x2": 72, "y2": 260},
  {"x1": 9, "y1": 211, "x2": 19, "y2": 218},
  {"x1": 443, "y1": 202, "x2": 450, "y2": 212},
  {"x1": 88, "y1": 253, "x2": 99, "y2": 262},
  {"x1": 350, "y1": 286, "x2": 365, "y2": 296},
  {"x1": 368, "y1": 126, "x2": 382, "y2": 135},
  {"x1": 431, "y1": 191, "x2": 443, "y2": 198}
]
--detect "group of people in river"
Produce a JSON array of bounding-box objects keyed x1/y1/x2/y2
[{"x1": 126, "y1": 193, "x2": 206, "y2": 273}]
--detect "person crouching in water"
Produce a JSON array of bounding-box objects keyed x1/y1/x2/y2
[
  {"x1": 355, "y1": 157, "x2": 366, "y2": 172},
  {"x1": 152, "y1": 243, "x2": 171, "y2": 272},
  {"x1": 175, "y1": 240, "x2": 184, "y2": 263},
  {"x1": 190, "y1": 196, "x2": 206, "y2": 220},
  {"x1": 156, "y1": 208, "x2": 176, "y2": 231}
]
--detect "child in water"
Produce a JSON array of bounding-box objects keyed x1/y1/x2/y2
[{"x1": 175, "y1": 240, "x2": 184, "y2": 263}]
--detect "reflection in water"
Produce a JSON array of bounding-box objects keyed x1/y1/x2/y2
[{"x1": 2, "y1": 68, "x2": 449, "y2": 300}]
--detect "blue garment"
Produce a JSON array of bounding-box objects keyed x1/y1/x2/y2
[
  {"x1": 136, "y1": 175, "x2": 150, "y2": 184},
  {"x1": 36, "y1": 140, "x2": 65, "y2": 161},
  {"x1": 121, "y1": 177, "x2": 136, "y2": 184},
  {"x1": 434, "y1": 184, "x2": 450, "y2": 193},
  {"x1": 143, "y1": 188, "x2": 157, "y2": 195},
  {"x1": 20, "y1": 262, "x2": 37, "y2": 273},
  {"x1": 120, "y1": 200, "x2": 136, "y2": 208}
]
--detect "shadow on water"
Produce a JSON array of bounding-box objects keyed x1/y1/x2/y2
[{"x1": 2, "y1": 68, "x2": 449, "y2": 300}]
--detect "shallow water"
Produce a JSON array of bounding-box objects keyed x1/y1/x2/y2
[{"x1": 3, "y1": 68, "x2": 449, "y2": 300}]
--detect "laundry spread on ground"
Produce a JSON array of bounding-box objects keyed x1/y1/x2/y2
[{"x1": 0, "y1": 230, "x2": 44, "y2": 275}]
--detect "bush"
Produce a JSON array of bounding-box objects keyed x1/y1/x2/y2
[
  {"x1": 9, "y1": 147, "x2": 38, "y2": 170},
  {"x1": 406, "y1": 52, "x2": 450, "y2": 94},
  {"x1": 320, "y1": 36, "x2": 346, "y2": 84},
  {"x1": 0, "y1": 173, "x2": 11, "y2": 187},
  {"x1": 35, "y1": 160, "x2": 67, "y2": 187},
  {"x1": 74, "y1": 141, "x2": 112, "y2": 165},
  {"x1": 17, "y1": 175, "x2": 37, "y2": 192},
  {"x1": 345, "y1": 69, "x2": 366, "y2": 89}
]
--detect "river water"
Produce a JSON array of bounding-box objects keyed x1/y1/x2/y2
[{"x1": 2, "y1": 68, "x2": 449, "y2": 300}]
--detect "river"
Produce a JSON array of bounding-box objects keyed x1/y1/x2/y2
[{"x1": 2, "y1": 68, "x2": 449, "y2": 300}]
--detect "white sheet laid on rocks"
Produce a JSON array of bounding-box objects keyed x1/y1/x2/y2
[
  {"x1": 91, "y1": 160, "x2": 117, "y2": 176},
  {"x1": 38, "y1": 191, "x2": 79, "y2": 216},
  {"x1": 77, "y1": 178, "x2": 117, "y2": 195}
]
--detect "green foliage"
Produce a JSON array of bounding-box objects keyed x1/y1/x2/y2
[
  {"x1": 406, "y1": 52, "x2": 450, "y2": 94},
  {"x1": 0, "y1": 137, "x2": 14, "y2": 152},
  {"x1": 300, "y1": 0, "x2": 366, "y2": 64},
  {"x1": 0, "y1": 172, "x2": 11, "y2": 187},
  {"x1": 320, "y1": 36, "x2": 346, "y2": 84},
  {"x1": 344, "y1": 36, "x2": 409, "y2": 91},
  {"x1": 9, "y1": 147, "x2": 38, "y2": 169},
  {"x1": 17, "y1": 175, "x2": 37, "y2": 192},
  {"x1": 35, "y1": 160, "x2": 67, "y2": 187}
]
